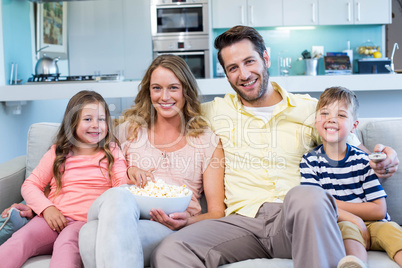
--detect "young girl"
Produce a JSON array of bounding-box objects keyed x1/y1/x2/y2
[{"x1": 0, "y1": 90, "x2": 130, "y2": 268}]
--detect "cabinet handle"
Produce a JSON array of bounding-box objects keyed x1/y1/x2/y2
[
  {"x1": 249, "y1": 5, "x2": 254, "y2": 25},
  {"x1": 356, "y1": 2, "x2": 361, "y2": 22},
  {"x1": 311, "y1": 3, "x2": 316, "y2": 23},
  {"x1": 347, "y1": 2, "x2": 351, "y2": 22},
  {"x1": 240, "y1": 5, "x2": 245, "y2": 24}
]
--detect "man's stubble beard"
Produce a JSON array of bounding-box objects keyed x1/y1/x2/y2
[{"x1": 229, "y1": 65, "x2": 270, "y2": 104}]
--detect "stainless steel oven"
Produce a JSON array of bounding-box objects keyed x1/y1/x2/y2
[
  {"x1": 150, "y1": 0, "x2": 209, "y2": 37},
  {"x1": 153, "y1": 35, "x2": 210, "y2": 79}
]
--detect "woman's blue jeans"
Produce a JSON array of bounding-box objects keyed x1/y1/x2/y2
[{"x1": 79, "y1": 187, "x2": 174, "y2": 268}]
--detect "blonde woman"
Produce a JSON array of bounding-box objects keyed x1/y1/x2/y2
[{"x1": 79, "y1": 55, "x2": 225, "y2": 267}]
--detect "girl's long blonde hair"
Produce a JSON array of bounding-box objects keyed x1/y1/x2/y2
[
  {"x1": 116, "y1": 54, "x2": 208, "y2": 141},
  {"x1": 53, "y1": 90, "x2": 116, "y2": 195}
]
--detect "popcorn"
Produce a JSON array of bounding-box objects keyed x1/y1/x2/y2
[{"x1": 128, "y1": 179, "x2": 190, "y2": 198}]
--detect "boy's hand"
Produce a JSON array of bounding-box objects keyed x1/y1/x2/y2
[
  {"x1": 1, "y1": 203, "x2": 34, "y2": 219},
  {"x1": 42, "y1": 206, "x2": 67, "y2": 233},
  {"x1": 127, "y1": 166, "x2": 156, "y2": 188},
  {"x1": 370, "y1": 144, "x2": 399, "y2": 179}
]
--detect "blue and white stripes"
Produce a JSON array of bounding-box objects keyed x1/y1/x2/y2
[{"x1": 300, "y1": 144, "x2": 389, "y2": 221}]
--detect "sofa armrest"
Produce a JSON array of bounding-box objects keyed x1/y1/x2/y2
[{"x1": 0, "y1": 155, "x2": 26, "y2": 212}]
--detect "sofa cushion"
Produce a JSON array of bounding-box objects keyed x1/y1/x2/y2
[
  {"x1": 0, "y1": 155, "x2": 26, "y2": 212},
  {"x1": 25, "y1": 123, "x2": 60, "y2": 178},
  {"x1": 220, "y1": 258, "x2": 293, "y2": 267},
  {"x1": 21, "y1": 255, "x2": 51, "y2": 268},
  {"x1": 358, "y1": 118, "x2": 402, "y2": 225},
  {"x1": 218, "y1": 250, "x2": 400, "y2": 268}
]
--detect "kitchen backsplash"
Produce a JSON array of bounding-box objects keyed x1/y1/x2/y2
[{"x1": 213, "y1": 25, "x2": 384, "y2": 77}]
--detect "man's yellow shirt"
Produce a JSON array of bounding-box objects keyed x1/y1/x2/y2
[{"x1": 201, "y1": 82, "x2": 360, "y2": 217}]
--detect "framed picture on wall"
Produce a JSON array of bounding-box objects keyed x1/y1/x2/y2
[{"x1": 36, "y1": 2, "x2": 67, "y2": 59}]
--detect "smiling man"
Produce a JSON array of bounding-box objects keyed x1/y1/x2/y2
[
  {"x1": 218, "y1": 38, "x2": 274, "y2": 107},
  {"x1": 151, "y1": 26, "x2": 399, "y2": 268}
]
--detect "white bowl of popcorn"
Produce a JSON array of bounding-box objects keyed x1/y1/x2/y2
[{"x1": 127, "y1": 179, "x2": 192, "y2": 219}]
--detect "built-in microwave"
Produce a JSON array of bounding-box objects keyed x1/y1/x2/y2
[{"x1": 150, "y1": 0, "x2": 209, "y2": 37}]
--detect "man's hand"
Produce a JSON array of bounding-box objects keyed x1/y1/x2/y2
[
  {"x1": 1, "y1": 203, "x2": 34, "y2": 219},
  {"x1": 370, "y1": 144, "x2": 399, "y2": 179},
  {"x1": 42, "y1": 206, "x2": 67, "y2": 233}
]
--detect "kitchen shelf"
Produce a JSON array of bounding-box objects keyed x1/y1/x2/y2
[{"x1": 1, "y1": 74, "x2": 402, "y2": 102}]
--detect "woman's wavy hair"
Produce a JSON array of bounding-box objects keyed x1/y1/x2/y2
[
  {"x1": 53, "y1": 90, "x2": 116, "y2": 195},
  {"x1": 117, "y1": 54, "x2": 208, "y2": 140}
]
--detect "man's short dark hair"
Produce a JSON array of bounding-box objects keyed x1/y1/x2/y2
[{"x1": 214, "y1": 25, "x2": 267, "y2": 72}]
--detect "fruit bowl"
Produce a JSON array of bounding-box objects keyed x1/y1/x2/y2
[
  {"x1": 357, "y1": 40, "x2": 380, "y2": 57},
  {"x1": 127, "y1": 180, "x2": 192, "y2": 219}
]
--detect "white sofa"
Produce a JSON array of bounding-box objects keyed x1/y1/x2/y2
[{"x1": 0, "y1": 118, "x2": 401, "y2": 268}]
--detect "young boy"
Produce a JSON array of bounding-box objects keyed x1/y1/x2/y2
[{"x1": 300, "y1": 86, "x2": 402, "y2": 268}]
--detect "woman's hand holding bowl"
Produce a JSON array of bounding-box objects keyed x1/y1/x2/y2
[{"x1": 150, "y1": 209, "x2": 190, "y2": 230}]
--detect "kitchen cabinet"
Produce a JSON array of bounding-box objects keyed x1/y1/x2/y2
[
  {"x1": 318, "y1": 0, "x2": 391, "y2": 25},
  {"x1": 212, "y1": 0, "x2": 391, "y2": 29},
  {"x1": 353, "y1": 0, "x2": 391, "y2": 24},
  {"x1": 283, "y1": 0, "x2": 318, "y2": 26},
  {"x1": 212, "y1": 0, "x2": 282, "y2": 28},
  {"x1": 68, "y1": 0, "x2": 153, "y2": 80},
  {"x1": 318, "y1": 0, "x2": 354, "y2": 25}
]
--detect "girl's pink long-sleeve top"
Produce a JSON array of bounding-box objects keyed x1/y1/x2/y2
[{"x1": 21, "y1": 143, "x2": 130, "y2": 222}]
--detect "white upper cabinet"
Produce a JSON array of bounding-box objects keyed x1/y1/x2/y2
[
  {"x1": 319, "y1": 0, "x2": 391, "y2": 25},
  {"x1": 283, "y1": 0, "x2": 318, "y2": 26},
  {"x1": 212, "y1": 0, "x2": 282, "y2": 28},
  {"x1": 319, "y1": 0, "x2": 354, "y2": 25},
  {"x1": 212, "y1": 0, "x2": 244, "y2": 28},
  {"x1": 353, "y1": 0, "x2": 391, "y2": 24},
  {"x1": 212, "y1": 0, "x2": 391, "y2": 29},
  {"x1": 248, "y1": 0, "x2": 283, "y2": 27},
  {"x1": 68, "y1": 0, "x2": 152, "y2": 80}
]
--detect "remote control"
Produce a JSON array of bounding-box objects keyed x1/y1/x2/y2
[{"x1": 369, "y1": 152, "x2": 386, "y2": 162}]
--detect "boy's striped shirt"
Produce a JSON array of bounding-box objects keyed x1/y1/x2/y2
[{"x1": 300, "y1": 144, "x2": 389, "y2": 221}]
